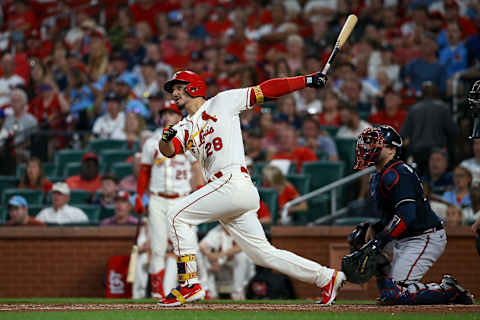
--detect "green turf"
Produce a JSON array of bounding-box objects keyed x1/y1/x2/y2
[{"x1": 0, "y1": 312, "x2": 479, "y2": 320}]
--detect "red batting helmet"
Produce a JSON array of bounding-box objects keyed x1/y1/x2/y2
[{"x1": 164, "y1": 70, "x2": 206, "y2": 97}]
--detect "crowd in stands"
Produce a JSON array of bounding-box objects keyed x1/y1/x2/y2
[{"x1": 0, "y1": 0, "x2": 480, "y2": 232}]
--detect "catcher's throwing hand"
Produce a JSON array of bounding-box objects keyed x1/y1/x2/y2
[
  {"x1": 161, "y1": 125, "x2": 177, "y2": 143},
  {"x1": 305, "y1": 72, "x2": 328, "y2": 89},
  {"x1": 135, "y1": 196, "x2": 146, "y2": 214}
]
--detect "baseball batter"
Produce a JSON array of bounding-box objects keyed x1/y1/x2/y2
[
  {"x1": 158, "y1": 70, "x2": 345, "y2": 306},
  {"x1": 353, "y1": 125, "x2": 474, "y2": 305},
  {"x1": 135, "y1": 100, "x2": 205, "y2": 299}
]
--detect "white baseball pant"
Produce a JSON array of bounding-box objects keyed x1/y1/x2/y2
[{"x1": 167, "y1": 168, "x2": 334, "y2": 288}]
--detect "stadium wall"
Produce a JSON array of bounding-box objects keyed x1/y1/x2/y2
[{"x1": 0, "y1": 226, "x2": 478, "y2": 299}]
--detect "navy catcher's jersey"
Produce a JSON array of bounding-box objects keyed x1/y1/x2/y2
[{"x1": 370, "y1": 159, "x2": 443, "y2": 245}]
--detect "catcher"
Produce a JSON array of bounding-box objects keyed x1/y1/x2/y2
[{"x1": 341, "y1": 125, "x2": 474, "y2": 305}]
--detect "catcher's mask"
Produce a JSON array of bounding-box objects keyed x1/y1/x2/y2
[
  {"x1": 354, "y1": 125, "x2": 402, "y2": 170},
  {"x1": 164, "y1": 70, "x2": 206, "y2": 98},
  {"x1": 468, "y1": 80, "x2": 480, "y2": 139}
]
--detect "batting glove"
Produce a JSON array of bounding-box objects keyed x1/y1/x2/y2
[
  {"x1": 161, "y1": 125, "x2": 177, "y2": 143},
  {"x1": 135, "y1": 196, "x2": 146, "y2": 214},
  {"x1": 305, "y1": 72, "x2": 328, "y2": 89}
]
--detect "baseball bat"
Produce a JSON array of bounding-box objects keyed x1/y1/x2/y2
[
  {"x1": 321, "y1": 14, "x2": 358, "y2": 75},
  {"x1": 127, "y1": 216, "x2": 142, "y2": 283}
]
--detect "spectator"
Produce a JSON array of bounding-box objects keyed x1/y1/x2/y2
[
  {"x1": 36, "y1": 182, "x2": 89, "y2": 225},
  {"x1": 86, "y1": 33, "x2": 109, "y2": 82},
  {"x1": 164, "y1": 28, "x2": 192, "y2": 70},
  {"x1": 0, "y1": 53, "x2": 25, "y2": 109},
  {"x1": 92, "y1": 173, "x2": 119, "y2": 210},
  {"x1": 304, "y1": 17, "x2": 330, "y2": 57},
  {"x1": 0, "y1": 88, "x2": 37, "y2": 161},
  {"x1": 336, "y1": 105, "x2": 371, "y2": 139},
  {"x1": 199, "y1": 224, "x2": 255, "y2": 300},
  {"x1": 402, "y1": 35, "x2": 447, "y2": 96},
  {"x1": 92, "y1": 92, "x2": 126, "y2": 139},
  {"x1": 338, "y1": 78, "x2": 372, "y2": 114},
  {"x1": 295, "y1": 87, "x2": 322, "y2": 115},
  {"x1": 246, "y1": 128, "x2": 268, "y2": 163},
  {"x1": 318, "y1": 90, "x2": 341, "y2": 127},
  {"x1": 115, "y1": 75, "x2": 150, "y2": 119},
  {"x1": 122, "y1": 111, "x2": 146, "y2": 145},
  {"x1": 271, "y1": 125, "x2": 317, "y2": 173},
  {"x1": 277, "y1": 95, "x2": 302, "y2": 130},
  {"x1": 422, "y1": 149, "x2": 454, "y2": 196},
  {"x1": 65, "y1": 63, "x2": 96, "y2": 119},
  {"x1": 133, "y1": 59, "x2": 160, "y2": 104},
  {"x1": 18, "y1": 157, "x2": 53, "y2": 193},
  {"x1": 462, "y1": 187, "x2": 480, "y2": 225},
  {"x1": 437, "y1": 0, "x2": 478, "y2": 51},
  {"x1": 299, "y1": 116, "x2": 338, "y2": 162},
  {"x1": 262, "y1": 165, "x2": 307, "y2": 224},
  {"x1": 460, "y1": 139, "x2": 480, "y2": 187},
  {"x1": 100, "y1": 190, "x2": 139, "y2": 226},
  {"x1": 145, "y1": 92, "x2": 164, "y2": 129},
  {"x1": 119, "y1": 153, "x2": 141, "y2": 192},
  {"x1": 439, "y1": 21, "x2": 468, "y2": 79},
  {"x1": 368, "y1": 91, "x2": 407, "y2": 133},
  {"x1": 66, "y1": 152, "x2": 102, "y2": 193},
  {"x1": 400, "y1": 82, "x2": 458, "y2": 175},
  {"x1": 445, "y1": 205, "x2": 464, "y2": 227},
  {"x1": 4, "y1": 195, "x2": 45, "y2": 226},
  {"x1": 442, "y1": 166, "x2": 472, "y2": 208}
]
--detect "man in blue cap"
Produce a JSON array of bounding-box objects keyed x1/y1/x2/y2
[{"x1": 5, "y1": 195, "x2": 45, "y2": 226}]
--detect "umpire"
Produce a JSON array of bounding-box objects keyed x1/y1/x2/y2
[{"x1": 342, "y1": 125, "x2": 473, "y2": 305}]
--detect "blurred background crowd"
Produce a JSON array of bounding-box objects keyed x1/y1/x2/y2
[{"x1": 0, "y1": 0, "x2": 479, "y2": 231}]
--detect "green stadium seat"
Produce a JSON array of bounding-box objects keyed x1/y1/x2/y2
[
  {"x1": 54, "y1": 150, "x2": 86, "y2": 177},
  {"x1": 286, "y1": 174, "x2": 310, "y2": 195},
  {"x1": 76, "y1": 205, "x2": 101, "y2": 224},
  {"x1": 100, "y1": 150, "x2": 135, "y2": 171},
  {"x1": 28, "y1": 204, "x2": 44, "y2": 217},
  {"x1": 100, "y1": 206, "x2": 115, "y2": 221},
  {"x1": 0, "y1": 176, "x2": 19, "y2": 195},
  {"x1": 301, "y1": 161, "x2": 345, "y2": 222},
  {"x1": 16, "y1": 163, "x2": 57, "y2": 180},
  {"x1": 334, "y1": 138, "x2": 357, "y2": 175},
  {"x1": 111, "y1": 162, "x2": 133, "y2": 180},
  {"x1": 0, "y1": 207, "x2": 5, "y2": 224},
  {"x1": 258, "y1": 188, "x2": 278, "y2": 224},
  {"x1": 315, "y1": 150, "x2": 329, "y2": 161},
  {"x1": 321, "y1": 126, "x2": 340, "y2": 137},
  {"x1": 197, "y1": 222, "x2": 219, "y2": 236},
  {"x1": 253, "y1": 162, "x2": 268, "y2": 177},
  {"x1": 87, "y1": 139, "x2": 130, "y2": 153},
  {"x1": 2, "y1": 189, "x2": 44, "y2": 206},
  {"x1": 332, "y1": 217, "x2": 380, "y2": 226}
]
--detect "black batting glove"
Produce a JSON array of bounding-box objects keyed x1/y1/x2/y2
[
  {"x1": 161, "y1": 125, "x2": 177, "y2": 143},
  {"x1": 305, "y1": 72, "x2": 328, "y2": 89}
]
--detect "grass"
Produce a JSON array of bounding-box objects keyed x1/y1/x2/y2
[{"x1": 0, "y1": 311, "x2": 479, "y2": 320}]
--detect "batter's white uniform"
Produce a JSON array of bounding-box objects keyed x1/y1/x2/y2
[
  {"x1": 141, "y1": 132, "x2": 197, "y2": 287},
  {"x1": 200, "y1": 225, "x2": 255, "y2": 299},
  {"x1": 169, "y1": 88, "x2": 334, "y2": 287}
]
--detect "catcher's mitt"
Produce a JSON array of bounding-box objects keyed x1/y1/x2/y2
[
  {"x1": 342, "y1": 240, "x2": 380, "y2": 284},
  {"x1": 347, "y1": 222, "x2": 370, "y2": 252}
]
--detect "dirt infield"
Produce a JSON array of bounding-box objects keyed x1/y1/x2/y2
[{"x1": 1, "y1": 303, "x2": 479, "y2": 313}]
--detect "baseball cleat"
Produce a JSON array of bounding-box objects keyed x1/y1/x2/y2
[
  {"x1": 157, "y1": 283, "x2": 205, "y2": 307},
  {"x1": 316, "y1": 271, "x2": 346, "y2": 306},
  {"x1": 441, "y1": 275, "x2": 475, "y2": 305}
]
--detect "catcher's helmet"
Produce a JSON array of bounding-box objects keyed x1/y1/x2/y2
[
  {"x1": 354, "y1": 125, "x2": 402, "y2": 170},
  {"x1": 164, "y1": 70, "x2": 206, "y2": 98}
]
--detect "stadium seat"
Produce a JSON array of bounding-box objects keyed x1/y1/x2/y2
[
  {"x1": 100, "y1": 206, "x2": 115, "y2": 222},
  {"x1": 54, "y1": 150, "x2": 86, "y2": 177},
  {"x1": 258, "y1": 188, "x2": 278, "y2": 224},
  {"x1": 2, "y1": 189, "x2": 44, "y2": 206},
  {"x1": 315, "y1": 150, "x2": 329, "y2": 161},
  {"x1": 76, "y1": 205, "x2": 101, "y2": 224},
  {"x1": 332, "y1": 217, "x2": 380, "y2": 226},
  {"x1": 301, "y1": 161, "x2": 345, "y2": 222},
  {"x1": 0, "y1": 176, "x2": 19, "y2": 195},
  {"x1": 100, "y1": 150, "x2": 135, "y2": 171},
  {"x1": 111, "y1": 162, "x2": 133, "y2": 180},
  {"x1": 16, "y1": 163, "x2": 57, "y2": 180},
  {"x1": 253, "y1": 162, "x2": 268, "y2": 177},
  {"x1": 197, "y1": 222, "x2": 219, "y2": 237},
  {"x1": 286, "y1": 174, "x2": 311, "y2": 195},
  {"x1": 87, "y1": 139, "x2": 130, "y2": 153},
  {"x1": 28, "y1": 204, "x2": 44, "y2": 218},
  {"x1": 0, "y1": 207, "x2": 5, "y2": 224},
  {"x1": 334, "y1": 138, "x2": 357, "y2": 175},
  {"x1": 321, "y1": 126, "x2": 340, "y2": 137}
]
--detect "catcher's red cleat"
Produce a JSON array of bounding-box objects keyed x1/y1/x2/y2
[
  {"x1": 157, "y1": 284, "x2": 205, "y2": 307},
  {"x1": 316, "y1": 271, "x2": 346, "y2": 306}
]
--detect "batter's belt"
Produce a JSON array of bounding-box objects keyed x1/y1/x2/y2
[{"x1": 207, "y1": 166, "x2": 249, "y2": 183}]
